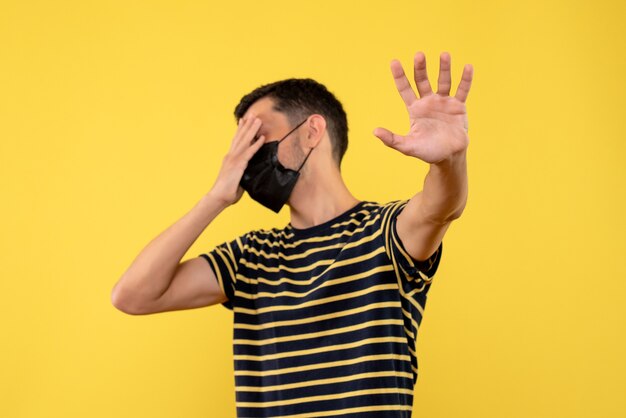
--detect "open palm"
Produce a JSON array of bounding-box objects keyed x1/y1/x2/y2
[{"x1": 374, "y1": 51, "x2": 474, "y2": 164}]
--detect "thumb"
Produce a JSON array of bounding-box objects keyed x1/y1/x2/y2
[
  {"x1": 373, "y1": 127, "x2": 399, "y2": 148},
  {"x1": 245, "y1": 135, "x2": 266, "y2": 159}
]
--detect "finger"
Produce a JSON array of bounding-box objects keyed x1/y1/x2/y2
[
  {"x1": 229, "y1": 118, "x2": 247, "y2": 151},
  {"x1": 241, "y1": 118, "x2": 262, "y2": 145},
  {"x1": 244, "y1": 135, "x2": 266, "y2": 159},
  {"x1": 232, "y1": 116, "x2": 261, "y2": 151},
  {"x1": 373, "y1": 127, "x2": 409, "y2": 154},
  {"x1": 413, "y1": 51, "x2": 433, "y2": 97},
  {"x1": 237, "y1": 116, "x2": 261, "y2": 141},
  {"x1": 242, "y1": 115, "x2": 258, "y2": 131},
  {"x1": 455, "y1": 64, "x2": 474, "y2": 103},
  {"x1": 390, "y1": 59, "x2": 418, "y2": 107},
  {"x1": 437, "y1": 52, "x2": 452, "y2": 96}
]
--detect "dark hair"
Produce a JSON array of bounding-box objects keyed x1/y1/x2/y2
[{"x1": 234, "y1": 78, "x2": 348, "y2": 165}]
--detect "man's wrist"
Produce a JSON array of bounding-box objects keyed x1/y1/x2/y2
[
  {"x1": 431, "y1": 148, "x2": 467, "y2": 170},
  {"x1": 200, "y1": 190, "x2": 232, "y2": 214}
]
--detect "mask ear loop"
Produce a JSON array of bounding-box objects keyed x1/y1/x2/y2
[
  {"x1": 278, "y1": 118, "x2": 309, "y2": 144},
  {"x1": 295, "y1": 144, "x2": 315, "y2": 172},
  {"x1": 277, "y1": 118, "x2": 312, "y2": 172}
]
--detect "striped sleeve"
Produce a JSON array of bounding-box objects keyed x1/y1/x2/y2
[
  {"x1": 198, "y1": 234, "x2": 245, "y2": 311},
  {"x1": 382, "y1": 200, "x2": 443, "y2": 294}
]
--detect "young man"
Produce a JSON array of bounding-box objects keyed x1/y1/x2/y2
[{"x1": 111, "y1": 51, "x2": 473, "y2": 417}]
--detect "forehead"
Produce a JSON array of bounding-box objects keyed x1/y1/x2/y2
[{"x1": 242, "y1": 97, "x2": 289, "y2": 130}]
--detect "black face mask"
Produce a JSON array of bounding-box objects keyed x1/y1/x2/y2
[{"x1": 240, "y1": 118, "x2": 313, "y2": 213}]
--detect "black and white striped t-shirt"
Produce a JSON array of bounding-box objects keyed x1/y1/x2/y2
[{"x1": 199, "y1": 199, "x2": 443, "y2": 418}]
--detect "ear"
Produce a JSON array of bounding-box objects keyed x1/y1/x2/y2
[{"x1": 304, "y1": 114, "x2": 327, "y2": 147}]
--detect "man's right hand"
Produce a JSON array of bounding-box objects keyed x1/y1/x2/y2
[
  {"x1": 111, "y1": 116, "x2": 267, "y2": 316},
  {"x1": 209, "y1": 115, "x2": 266, "y2": 206}
]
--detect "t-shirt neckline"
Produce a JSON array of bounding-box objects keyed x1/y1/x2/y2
[{"x1": 286, "y1": 200, "x2": 369, "y2": 238}]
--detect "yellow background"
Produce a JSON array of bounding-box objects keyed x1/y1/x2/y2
[{"x1": 1, "y1": 0, "x2": 624, "y2": 417}]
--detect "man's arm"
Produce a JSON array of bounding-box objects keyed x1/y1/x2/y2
[
  {"x1": 110, "y1": 192, "x2": 230, "y2": 315},
  {"x1": 111, "y1": 116, "x2": 267, "y2": 315},
  {"x1": 397, "y1": 148, "x2": 467, "y2": 262},
  {"x1": 374, "y1": 51, "x2": 473, "y2": 261}
]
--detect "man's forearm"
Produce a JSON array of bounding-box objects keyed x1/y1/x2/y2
[
  {"x1": 111, "y1": 191, "x2": 230, "y2": 306},
  {"x1": 419, "y1": 148, "x2": 468, "y2": 223}
]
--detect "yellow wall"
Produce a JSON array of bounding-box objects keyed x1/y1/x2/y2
[{"x1": 1, "y1": 1, "x2": 624, "y2": 417}]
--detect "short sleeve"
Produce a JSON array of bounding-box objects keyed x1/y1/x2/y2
[
  {"x1": 381, "y1": 200, "x2": 443, "y2": 294},
  {"x1": 198, "y1": 234, "x2": 245, "y2": 311}
]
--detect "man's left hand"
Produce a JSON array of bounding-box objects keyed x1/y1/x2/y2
[{"x1": 374, "y1": 51, "x2": 473, "y2": 164}]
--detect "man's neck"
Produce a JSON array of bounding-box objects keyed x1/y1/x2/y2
[{"x1": 287, "y1": 172, "x2": 360, "y2": 230}]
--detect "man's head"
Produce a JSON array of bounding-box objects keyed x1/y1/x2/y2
[{"x1": 234, "y1": 78, "x2": 348, "y2": 166}]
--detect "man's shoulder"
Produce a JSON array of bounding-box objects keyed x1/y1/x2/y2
[
  {"x1": 355, "y1": 199, "x2": 412, "y2": 232},
  {"x1": 363, "y1": 199, "x2": 410, "y2": 215},
  {"x1": 235, "y1": 225, "x2": 288, "y2": 246}
]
